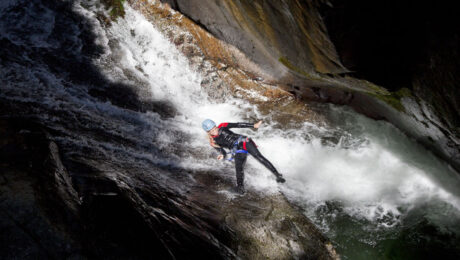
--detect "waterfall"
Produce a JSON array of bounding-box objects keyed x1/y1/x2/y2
[{"x1": 1, "y1": 0, "x2": 459, "y2": 258}]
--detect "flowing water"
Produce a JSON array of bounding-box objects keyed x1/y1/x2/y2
[{"x1": 1, "y1": 0, "x2": 460, "y2": 259}]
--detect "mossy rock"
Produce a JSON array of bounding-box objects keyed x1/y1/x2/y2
[
  {"x1": 370, "y1": 87, "x2": 413, "y2": 112},
  {"x1": 102, "y1": 0, "x2": 126, "y2": 20},
  {"x1": 279, "y1": 55, "x2": 413, "y2": 113},
  {"x1": 279, "y1": 56, "x2": 321, "y2": 80}
]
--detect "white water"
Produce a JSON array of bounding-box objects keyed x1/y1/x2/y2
[{"x1": 78, "y1": 1, "x2": 460, "y2": 242}]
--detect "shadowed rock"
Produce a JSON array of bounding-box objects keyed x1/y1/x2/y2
[
  {"x1": 0, "y1": 118, "x2": 338, "y2": 259},
  {"x1": 0, "y1": 119, "x2": 233, "y2": 259}
]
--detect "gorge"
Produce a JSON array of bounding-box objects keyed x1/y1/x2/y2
[{"x1": 1, "y1": 0, "x2": 459, "y2": 259}]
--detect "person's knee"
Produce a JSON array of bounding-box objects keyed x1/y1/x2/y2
[{"x1": 252, "y1": 152, "x2": 266, "y2": 162}]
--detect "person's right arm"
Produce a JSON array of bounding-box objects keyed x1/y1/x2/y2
[{"x1": 208, "y1": 134, "x2": 226, "y2": 159}]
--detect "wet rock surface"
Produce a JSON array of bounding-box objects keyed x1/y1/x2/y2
[
  {"x1": 161, "y1": 0, "x2": 348, "y2": 76},
  {"x1": 0, "y1": 119, "x2": 82, "y2": 259},
  {"x1": 190, "y1": 171, "x2": 339, "y2": 260},
  {"x1": 0, "y1": 118, "x2": 338, "y2": 259},
  {"x1": 0, "y1": 118, "x2": 229, "y2": 259}
]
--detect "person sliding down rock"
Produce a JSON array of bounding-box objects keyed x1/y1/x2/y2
[{"x1": 202, "y1": 119, "x2": 286, "y2": 194}]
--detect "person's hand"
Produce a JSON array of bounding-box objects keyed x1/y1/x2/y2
[
  {"x1": 254, "y1": 120, "x2": 263, "y2": 129},
  {"x1": 217, "y1": 154, "x2": 224, "y2": 160}
]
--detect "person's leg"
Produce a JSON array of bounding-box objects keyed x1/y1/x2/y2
[
  {"x1": 245, "y1": 139, "x2": 285, "y2": 182},
  {"x1": 234, "y1": 152, "x2": 248, "y2": 192}
]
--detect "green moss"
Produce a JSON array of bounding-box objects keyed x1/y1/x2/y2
[
  {"x1": 394, "y1": 87, "x2": 412, "y2": 98},
  {"x1": 362, "y1": 80, "x2": 390, "y2": 95},
  {"x1": 370, "y1": 87, "x2": 413, "y2": 112},
  {"x1": 372, "y1": 93, "x2": 405, "y2": 111},
  {"x1": 278, "y1": 56, "x2": 320, "y2": 80},
  {"x1": 103, "y1": 0, "x2": 126, "y2": 20},
  {"x1": 357, "y1": 76, "x2": 413, "y2": 112}
]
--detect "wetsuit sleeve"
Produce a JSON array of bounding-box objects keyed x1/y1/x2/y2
[
  {"x1": 217, "y1": 122, "x2": 254, "y2": 129},
  {"x1": 214, "y1": 147, "x2": 227, "y2": 157}
]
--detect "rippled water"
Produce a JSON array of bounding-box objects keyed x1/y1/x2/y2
[{"x1": 1, "y1": 0, "x2": 460, "y2": 259}]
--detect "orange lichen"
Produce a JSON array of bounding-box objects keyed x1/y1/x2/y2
[{"x1": 129, "y1": 0, "x2": 240, "y2": 68}]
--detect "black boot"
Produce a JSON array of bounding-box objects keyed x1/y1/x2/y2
[{"x1": 236, "y1": 185, "x2": 245, "y2": 194}]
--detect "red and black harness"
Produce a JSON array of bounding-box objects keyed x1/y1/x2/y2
[
  {"x1": 226, "y1": 136, "x2": 249, "y2": 161},
  {"x1": 210, "y1": 122, "x2": 259, "y2": 161},
  {"x1": 211, "y1": 132, "x2": 249, "y2": 161}
]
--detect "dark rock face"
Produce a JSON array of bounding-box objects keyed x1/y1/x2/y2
[
  {"x1": 321, "y1": 0, "x2": 460, "y2": 134},
  {"x1": 161, "y1": 0, "x2": 348, "y2": 77},
  {"x1": 321, "y1": 0, "x2": 459, "y2": 89},
  {"x1": 0, "y1": 119, "x2": 81, "y2": 259},
  {"x1": 0, "y1": 119, "x2": 232, "y2": 259},
  {"x1": 412, "y1": 45, "x2": 460, "y2": 134}
]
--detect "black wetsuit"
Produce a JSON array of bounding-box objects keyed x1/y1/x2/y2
[{"x1": 211, "y1": 122, "x2": 281, "y2": 188}]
